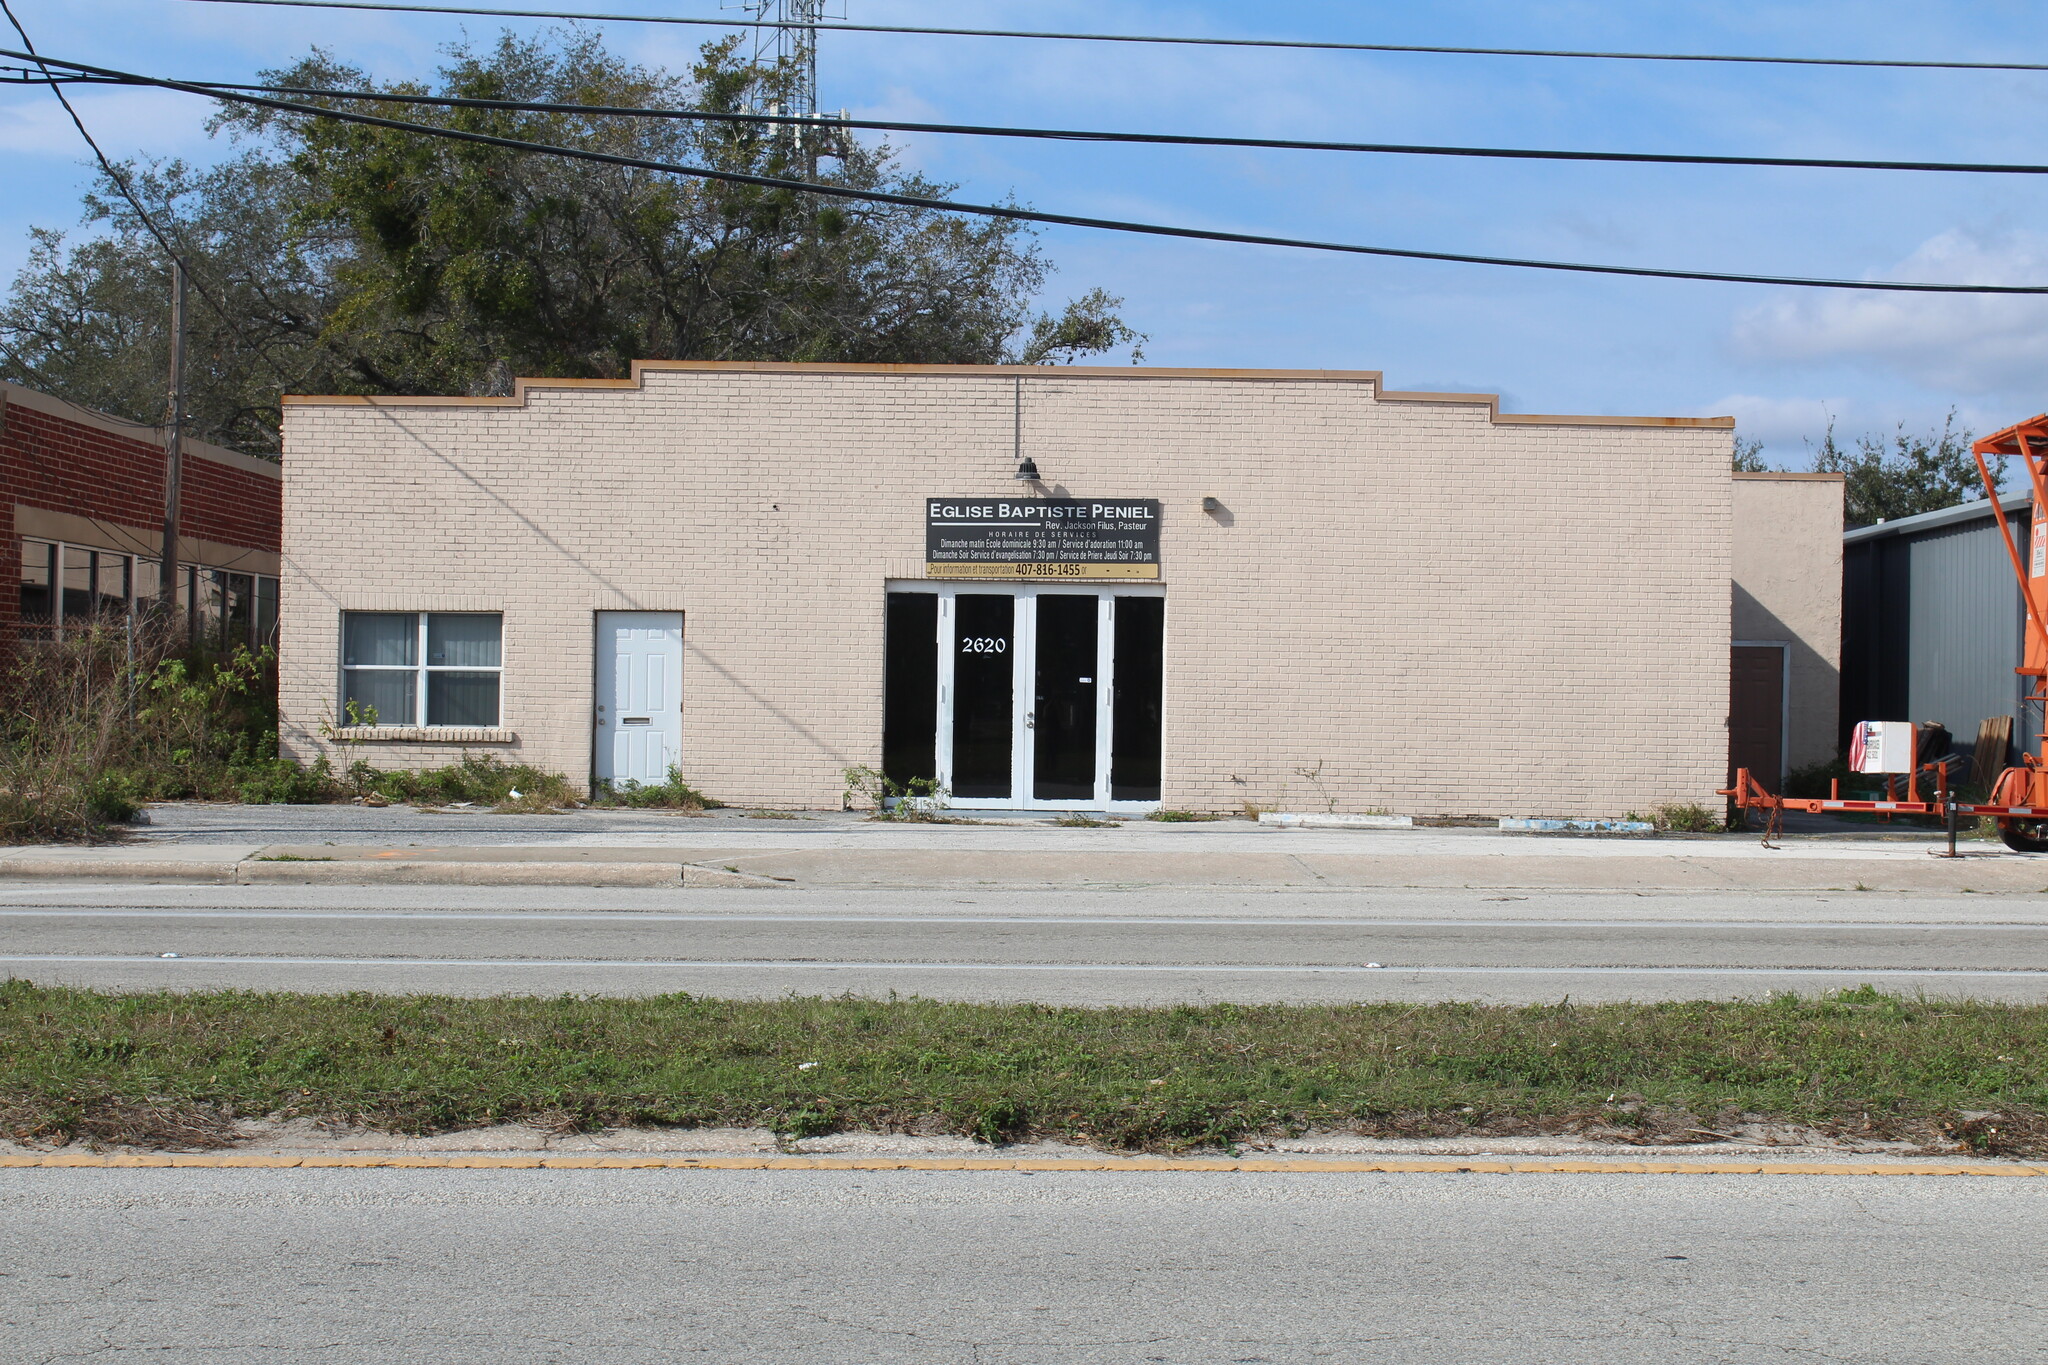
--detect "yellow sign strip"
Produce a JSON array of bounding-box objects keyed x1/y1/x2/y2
[{"x1": 1, "y1": 1153, "x2": 2040, "y2": 1176}]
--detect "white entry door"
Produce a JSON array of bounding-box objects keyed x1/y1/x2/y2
[{"x1": 594, "y1": 611, "x2": 684, "y2": 788}]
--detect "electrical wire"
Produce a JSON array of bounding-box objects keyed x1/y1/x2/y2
[
  {"x1": 0, "y1": 3, "x2": 232, "y2": 330},
  {"x1": 10, "y1": 46, "x2": 2046, "y2": 294},
  {"x1": 15, "y1": 71, "x2": 2048, "y2": 178},
  {"x1": 172, "y1": 0, "x2": 2048, "y2": 73}
]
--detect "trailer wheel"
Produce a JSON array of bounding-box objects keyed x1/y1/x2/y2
[{"x1": 1998, "y1": 818, "x2": 2048, "y2": 853}]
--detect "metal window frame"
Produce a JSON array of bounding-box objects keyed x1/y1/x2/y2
[
  {"x1": 19, "y1": 537, "x2": 276, "y2": 647},
  {"x1": 892, "y1": 579, "x2": 1166, "y2": 813},
  {"x1": 339, "y1": 610, "x2": 505, "y2": 728},
  {"x1": 1733, "y1": 638, "x2": 1792, "y2": 787}
]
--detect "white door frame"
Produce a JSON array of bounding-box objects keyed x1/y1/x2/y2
[{"x1": 898, "y1": 581, "x2": 1164, "y2": 813}]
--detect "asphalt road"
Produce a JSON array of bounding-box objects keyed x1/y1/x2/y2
[
  {"x1": 4, "y1": 1166, "x2": 2043, "y2": 1364},
  {"x1": 7, "y1": 883, "x2": 2048, "y2": 1002}
]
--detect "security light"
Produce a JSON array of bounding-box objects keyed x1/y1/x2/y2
[{"x1": 1015, "y1": 457, "x2": 1042, "y2": 481}]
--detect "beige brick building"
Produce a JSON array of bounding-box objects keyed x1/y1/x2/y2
[
  {"x1": 279, "y1": 361, "x2": 1746, "y2": 817},
  {"x1": 1731, "y1": 473, "x2": 1846, "y2": 786}
]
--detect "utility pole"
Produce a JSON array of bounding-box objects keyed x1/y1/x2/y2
[{"x1": 159, "y1": 259, "x2": 186, "y2": 644}]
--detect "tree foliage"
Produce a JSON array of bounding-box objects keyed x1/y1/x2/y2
[
  {"x1": 1810, "y1": 412, "x2": 1995, "y2": 529},
  {"x1": 0, "y1": 31, "x2": 1143, "y2": 454}
]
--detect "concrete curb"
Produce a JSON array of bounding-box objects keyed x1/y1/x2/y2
[
  {"x1": 0, "y1": 859, "x2": 788, "y2": 888},
  {"x1": 1, "y1": 1152, "x2": 2041, "y2": 1176},
  {"x1": 0, "y1": 859, "x2": 241, "y2": 884},
  {"x1": 239, "y1": 861, "x2": 685, "y2": 887}
]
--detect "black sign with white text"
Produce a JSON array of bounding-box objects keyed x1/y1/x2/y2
[{"x1": 925, "y1": 498, "x2": 1161, "y2": 579}]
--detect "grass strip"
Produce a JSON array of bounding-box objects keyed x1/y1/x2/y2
[{"x1": 3, "y1": 982, "x2": 2045, "y2": 1155}]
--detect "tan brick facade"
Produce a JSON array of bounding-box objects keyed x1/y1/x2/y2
[{"x1": 280, "y1": 362, "x2": 1734, "y2": 816}]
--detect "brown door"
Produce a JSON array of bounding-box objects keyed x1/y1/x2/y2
[{"x1": 1729, "y1": 645, "x2": 1785, "y2": 788}]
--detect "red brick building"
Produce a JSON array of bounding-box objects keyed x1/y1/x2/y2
[{"x1": 4, "y1": 380, "x2": 281, "y2": 651}]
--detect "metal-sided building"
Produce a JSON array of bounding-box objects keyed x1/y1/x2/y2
[
  {"x1": 276, "y1": 360, "x2": 1786, "y2": 817},
  {"x1": 1841, "y1": 493, "x2": 2033, "y2": 772}
]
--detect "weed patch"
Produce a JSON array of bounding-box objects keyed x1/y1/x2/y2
[
  {"x1": 1654, "y1": 802, "x2": 1725, "y2": 833},
  {"x1": 842, "y1": 766, "x2": 959, "y2": 822},
  {"x1": 586, "y1": 765, "x2": 719, "y2": 811}
]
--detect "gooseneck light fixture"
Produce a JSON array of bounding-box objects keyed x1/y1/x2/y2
[{"x1": 1015, "y1": 456, "x2": 1041, "y2": 481}]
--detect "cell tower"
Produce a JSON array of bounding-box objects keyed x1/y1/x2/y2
[{"x1": 726, "y1": 0, "x2": 844, "y2": 171}]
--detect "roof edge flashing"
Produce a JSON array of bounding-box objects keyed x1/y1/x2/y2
[
  {"x1": 280, "y1": 360, "x2": 1735, "y2": 430},
  {"x1": 1842, "y1": 492, "x2": 2028, "y2": 543}
]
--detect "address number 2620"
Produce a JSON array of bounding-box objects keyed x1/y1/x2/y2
[{"x1": 960, "y1": 637, "x2": 1007, "y2": 654}]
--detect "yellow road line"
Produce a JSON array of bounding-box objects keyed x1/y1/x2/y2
[{"x1": 0, "y1": 1153, "x2": 2042, "y2": 1175}]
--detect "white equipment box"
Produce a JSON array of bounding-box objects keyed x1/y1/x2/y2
[{"x1": 1849, "y1": 720, "x2": 1914, "y2": 775}]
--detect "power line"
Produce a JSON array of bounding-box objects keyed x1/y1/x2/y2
[
  {"x1": 0, "y1": 4, "x2": 186, "y2": 273},
  {"x1": 173, "y1": 0, "x2": 2048, "y2": 73},
  {"x1": 11, "y1": 46, "x2": 2045, "y2": 295},
  {"x1": 21, "y1": 71, "x2": 2048, "y2": 178},
  {"x1": 0, "y1": 3, "x2": 234, "y2": 331}
]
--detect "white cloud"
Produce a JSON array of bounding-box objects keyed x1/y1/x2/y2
[
  {"x1": 0, "y1": 86, "x2": 211, "y2": 158},
  {"x1": 1707, "y1": 393, "x2": 1845, "y2": 449},
  {"x1": 1730, "y1": 228, "x2": 2048, "y2": 393}
]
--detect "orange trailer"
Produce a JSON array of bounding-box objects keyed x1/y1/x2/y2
[{"x1": 1721, "y1": 414, "x2": 2048, "y2": 852}]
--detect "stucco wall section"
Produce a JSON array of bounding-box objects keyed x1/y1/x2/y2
[
  {"x1": 279, "y1": 365, "x2": 1733, "y2": 816},
  {"x1": 1732, "y1": 473, "x2": 1844, "y2": 771}
]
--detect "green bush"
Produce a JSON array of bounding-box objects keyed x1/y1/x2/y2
[
  {"x1": 232, "y1": 756, "x2": 340, "y2": 805},
  {"x1": 839, "y1": 765, "x2": 948, "y2": 821},
  {"x1": 1784, "y1": 755, "x2": 1852, "y2": 799},
  {"x1": 0, "y1": 629, "x2": 591, "y2": 840},
  {"x1": 349, "y1": 752, "x2": 580, "y2": 809},
  {"x1": 591, "y1": 764, "x2": 721, "y2": 810},
  {"x1": 1653, "y1": 802, "x2": 1725, "y2": 833}
]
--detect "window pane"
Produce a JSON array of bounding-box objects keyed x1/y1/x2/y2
[
  {"x1": 195, "y1": 569, "x2": 225, "y2": 646},
  {"x1": 223, "y1": 573, "x2": 254, "y2": 649},
  {"x1": 18, "y1": 539, "x2": 55, "y2": 629},
  {"x1": 344, "y1": 612, "x2": 416, "y2": 666},
  {"x1": 428, "y1": 671, "x2": 500, "y2": 727},
  {"x1": 255, "y1": 577, "x2": 278, "y2": 644},
  {"x1": 61, "y1": 545, "x2": 92, "y2": 625},
  {"x1": 133, "y1": 559, "x2": 160, "y2": 606},
  {"x1": 342, "y1": 669, "x2": 414, "y2": 727},
  {"x1": 94, "y1": 554, "x2": 131, "y2": 620},
  {"x1": 428, "y1": 613, "x2": 501, "y2": 667}
]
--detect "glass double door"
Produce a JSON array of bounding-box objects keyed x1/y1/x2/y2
[{"x1": 884, "y1": 585, "x2": 1164, "y2": 812}]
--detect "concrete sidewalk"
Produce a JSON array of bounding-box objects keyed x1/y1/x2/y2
[{"x1": 2, "y1": 803, "x2": 2042, "y2": 890}]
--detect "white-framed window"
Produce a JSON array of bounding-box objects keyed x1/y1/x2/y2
[{"x1": 341, "y1": 612, "x2": 503, "y2": 727}]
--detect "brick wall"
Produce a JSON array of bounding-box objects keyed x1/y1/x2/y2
[
  {"x1": 2, "y1": 382, "x2": 281, "y2": 642},
  {"x1": 279, "y1": 363, "x2": 1734, "y2": 817}
]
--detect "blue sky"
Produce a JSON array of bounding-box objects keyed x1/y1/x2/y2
[{"x1": 6, "y1": 0, "x2": 2048, "y2": 463}]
